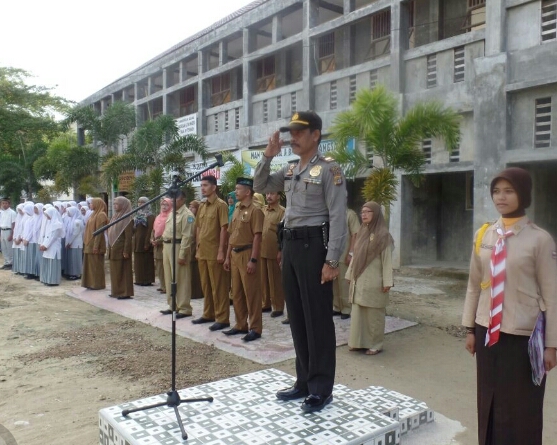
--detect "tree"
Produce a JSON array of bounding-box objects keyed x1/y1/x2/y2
[
  {"x1": 219, "y1": 152, "x2": 247, "y2": 198},
  {"x1": 330, "y1": 85, "x2": 460, "y2": 221}
]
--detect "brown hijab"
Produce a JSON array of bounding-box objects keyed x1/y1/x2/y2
[
  {"x1": 107, "y1": 196, "x2": 132, "y2": 247},
  {"x1": 490, "y1": 167, "x2": 532, "y2": 217},
  {"x1": 84, "y1": 198, "x2": 108, "y2": 246},
  {"x1": 351, "y1": 201, "x2": 393, "y2": 280}
]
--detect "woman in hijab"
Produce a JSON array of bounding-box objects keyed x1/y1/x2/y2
[
  {"x1": 133, "y1": 196, "x2": 155, "y2": 286},
  {"x1": 462, "y1": 167, "x2": 557, "y2": 445},
  {"x1": 151, "y1": 198, "x2": 172, "y2": 294},
  {"x1": 65, "y1": 207, "x2": 84, "y2": 280},
  {"x1": 107, "y1": 196, "x2": 134, "y2": 299},
  {"x1": 30, "y1": 203, "x2": 44, "y2": 280},
  {"x1": 82, "y1": 198, "x2": 109, "y2": 290},
  {"x1": 227, "y1": 191, "x2": 237, "y2": 224},
  {"x1": 11, "y1": 204, "x2": 25, "y2": 274},
  {"x1": 346, "y1": 202, "x2": 394, "y2": 355},
  {"x1": 20, "y1": 201, "x2": 36, "y2": 279},
  {"x1": 39, "y1": 207, "x2": 64, "y2": 286}
]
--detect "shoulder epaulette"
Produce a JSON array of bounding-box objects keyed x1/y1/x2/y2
[
  {"x1": 475, "y1": 222, "x2": 494, "y2": 255},
  {"x1": 323, "y1": 156, "x2": 335, "y2": 163},
  {"x1": 287, "y1": 159, "x2": 299, "y2": 164}
]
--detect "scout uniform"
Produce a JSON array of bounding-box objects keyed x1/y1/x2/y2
[
  {"x1": 254, "y1": 111, "x2": 347, "y2": 402},
  {"x1": 162, "y1": 202, "x2": 195, "y2": 316},
  {"x1": 227, "y1": 179, "x2": 264, "y2": 336},
  {"x1": 261, "y1": 202, "x2": 286, "y2": 314},
  {"x1": 196, "y1": 194, "x2": 230, "y2": 325}
]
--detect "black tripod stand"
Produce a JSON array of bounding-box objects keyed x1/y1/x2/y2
[{"x1": 94, "y1": 154, "x2": 224, "y2": 440}]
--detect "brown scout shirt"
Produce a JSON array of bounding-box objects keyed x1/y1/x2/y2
[
  {"x1": 228, "y1": 200, "x2": 264, "y2": 247},
  {"x1": 195, "y1": 195, "x2": 229, "y2": 260},
  {"x1": 261, "y1": 204, "x2": 285, "y2": 259},
  {"x1": 162, "y1": 204, "x2": 195, "y2": 261}
]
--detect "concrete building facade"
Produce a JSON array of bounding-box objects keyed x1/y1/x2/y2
[{"x1": 82, "y1": 0, "x2": 557, "y2": 268}]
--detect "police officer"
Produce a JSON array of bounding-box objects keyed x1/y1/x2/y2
[{"x1": 254, "y1": 111, "x2": 347, "y2": 413}]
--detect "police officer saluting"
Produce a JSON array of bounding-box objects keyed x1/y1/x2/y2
[{"x1": 254, "y1": 111, "x2": 347, "y2": 412}]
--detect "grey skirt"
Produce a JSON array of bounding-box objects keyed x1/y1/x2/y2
[
  {"x1": 23, "y1": 243, "x2": 38, "y2": 275},
  {"x1": 65, "y1": 247, "x2": 83, "y2": 277},
  {"x1": 40, "y1": 257, "x2": 61, "y2": 285}
]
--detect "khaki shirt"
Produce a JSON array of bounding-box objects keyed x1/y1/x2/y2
[
  {"x1": 253, "y1": 153, "x2": 347, "y2": 261},
  {"x1": 195, "y1": 194, "x2": 229, "y2": 260},
  {"x1": 228, "y1": 200, "x2": 264, "y2": 247},
  {"x1": 162, "y1": 204, "x2": 195, "y2": 261},
  {"x1": 462, "y1": 216, "x2": 557, "y2": 347},
  {"x1": 342, "y1": 209, "x2": 360, "y2": 258},
  {"x1": 261, "y1": 204, "x2": 285, "y2": 259}
]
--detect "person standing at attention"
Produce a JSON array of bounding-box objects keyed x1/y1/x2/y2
[
  {"x1": 82, "y1": 198, "x2": 109, "y2": 290},
  {"x1": 223, "y1": 177, "x2": 264, "y2": 342},
  {"x1": 462, "y1": 167, "x2": 557, "y2": 445},
  {"x1": 133, "y1": 196, "x2": 155, "y2": 286},
  {"x1": 107, "y1": 196, "x2": 134, "y2": 300},
  {"x1": 254, "y1": 111, "x2": 347, "y2": 412},
  {"x1": 0, "y1": 197, "x2": 17, "y2": 270},
  {"x1": 151, "y1": 198, "x2": 172, "y2": 294},
  {"x1": 192, "y1": 176, "x2": 231, "y2": 331}
]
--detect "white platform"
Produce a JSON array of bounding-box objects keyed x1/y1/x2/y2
[{"x1": 99, "y1": 369, "x2": 434, "y2": 445}]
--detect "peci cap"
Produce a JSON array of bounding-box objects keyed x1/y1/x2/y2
[
  {"x1": 236, "y1": 177, "x2": 254, "y2": 187},
  {"x1": 279, "y1": 111, "x2": 322, "y2": 133}
]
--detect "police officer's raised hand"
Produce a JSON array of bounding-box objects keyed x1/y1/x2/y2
[
  {"x1": 321, "y1": 264, "x2": 339, "y2": 284},
  {"x1": 264, "y1": 131, "x2": 283, "y2": 158}
]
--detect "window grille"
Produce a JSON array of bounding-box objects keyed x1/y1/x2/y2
[
  {"x1": 256, "y1": 56, "x2": 276, "y2": 93},
  {"x1": 291, "y1": 92, "x2": 297, "y2": 113},
  {"x1": 535, "y1": 97, "x2": 552, "y2": 149},
  {"x1": 349, "y1": 75, "x2": 357, "y2": 104},
  {"x1": 235, "y1": 108, "x2": 240, "y2": 130},
  {"x1": 263, "y1": 100, "x2": 268, "y2": 123},
  {"x1": 542, "y1": 0, "x2": 557, "y2": 42},
  {"x1": 422, "y1": 139, "x2": 432, "y2": 164},
  {"x1": 318, "y1": 32, "x2": 336, "y2": 74},
  {"x1": 368, "y1": 9, "x2": 391, "y2": 59},
  {"x1": 370, "y1": 70, "x2": 378, "y2": 89},
  {"x1": 211, "y1": 73, "x2": 231, "y2": 107},
  {"x1": 225, "y1": 111, "x2": 230, "y2": 131},
  {"x1": 464, "y1": 0, "x2": 486, "y2": 31},
  {"x1": 330, "y1": 81, "x2": 337, "y2": 110},
  {"x1": 454, "y1": 47, "x2": 465, "y2": 83},
  {"x1": 449, "y1": 144, "x2": 460, "y2": 162},
  {"x1": 214, "y1": 114, "x2": 219, "y2": 133},
  {"x1": 277, "y1": 96, "x2": 282, "y2": 119},
  {"x1": 427, "y1": 54, "x2": 437, "y2": 89}
]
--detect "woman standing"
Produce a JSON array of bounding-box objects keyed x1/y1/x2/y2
[
  {"x1": 107, "y1": 196, "x2": 134, "y2": 299},
  {"x1": 20, "y1": 202, "x2": 36, "y2": 279},
  {"x1": 463, "y1": 167, "x2": 557, "y2": 445},
  {"x1": 11, "y1": 204, "x2": 25, "y2": 274},
  {"x1": 82, "y1": 198, "x2": 108, "y2": 290},
  {"x1": 39, "y1": 207, "x2": 64, "y2": 286},
  {"x1": 346, "y1": 201, "x2": 393, "y2": 355},
  {"x1": 133, "y1": 196, "x2": 155, "y2": 286},
  {"x1": 227, "y1": 192, "x2": 237, "y2": 224},
  {"x1": 65, "y1": 207, "x2": 84, "y2": 280},
  {"x1": 151, "y1": 198, "x2": 171, "y2": 294}
]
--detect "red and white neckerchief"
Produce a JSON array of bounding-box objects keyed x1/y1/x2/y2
[{"x1": 486, "y1": 227, "x2": 514, "y2": 347}]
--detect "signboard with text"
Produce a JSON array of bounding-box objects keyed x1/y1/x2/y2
[{"x1": 175, "y1": 114, "x2": 197, "y2": 137}]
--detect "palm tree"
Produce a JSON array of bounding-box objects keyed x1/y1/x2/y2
[{"x1": 330, "y1": 85, "x2": 461, "y2": 222}]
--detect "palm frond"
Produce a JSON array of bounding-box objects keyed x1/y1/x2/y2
[{"x1": 361, "y1": 168, "x2": 398, "y2": 206}]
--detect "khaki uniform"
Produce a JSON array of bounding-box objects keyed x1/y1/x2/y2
[
  {"x1": 108, "y1": 221, "x2": 134, "y2": 297},
  {"x1": 333, "y1": 209, "x2": 360, "y2": 315},
  {"x1": 162, "y1": 204, "x2": 195, "y2": 315},
  {"x1": 196, "y1": 195, "x2": 230, "y2": 323},
  {"x1": 261, "y1": 203, "x2": 285, "y2": 312},
  {"x1": 228, "y1": 200, "x2": 264, "y2": 334}
]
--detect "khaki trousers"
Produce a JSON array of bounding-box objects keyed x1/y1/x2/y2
[
  {"x1": 261, "y1": 257, "x2": 284, "y2": 312},
  {"x1": 333, "y1": 262, "x2": 351, "y2": 315},
  {"x1": 230, "y1": 249, "x2": 262, "y2": 334},
  {"x1": 163, "y1": 243, "x2": 192, "y2": 315},
  {"x1": 198, "y1": 259, "x2": 230, "y2": 323}
]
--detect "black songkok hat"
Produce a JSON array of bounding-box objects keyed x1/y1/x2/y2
[{"x1": 236, "y1": 177, "x2": 254, "y2": 187}]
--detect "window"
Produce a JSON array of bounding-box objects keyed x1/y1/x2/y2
[
  {"x1": 179, "y1": 86, "x2": 196, "y2": 116},
  {"x1": 214, "y1": 114, "x2": 219, "y2": 133},
  {"x1": 152, "y1": 99, "x2": 163, "y2": 119},
  {"x1": 370, "y1": 70, "x2": 378, "y2": 89},
  {"x1": 534, "y1": 97, "x2": 552, "y2": 149},
  {"x1": 330, "y1": 81, "x2": 337, "y2": 110},
  {"x1": 422, "y1": 139, "x2": 432, "y2": 164},
  {"x1": 449, "y1": 144, "x2": 460, "y2": 162},
  {"x1": 454, "y1": 47, "x2": 465, "y2": 83},
  {"x1": 235, "y1": 108, "x2": 240, "y2": 130},
  {"x1": 368, "y1": 9, "x2": 391, "y2": 59},
  {"x1": 211, "y1": 73, "x2": 231, "y2": 107},
  {"x1": 277, "y1": 96, "x2": 282, "y2": 119},
  {"x1": 464, "y1": 0, "x2": 486, "y2": 31},
  {"x1": 427, "y1": 54, "x2": 437, "y2": 89},
  {"x1": 349, "y1": 75, "x2": 357, "y2": 104},
  {"x1": 542, "y1": 0, "x2": 557, "y2": 43},
  {"x1": 408, "y1": 0, "x2": 416, "y2": 49},
  {"x1": 318, "y1": 32, "x2": 336, "y2": 74},
  {"x1": 263, "y1": 100, "x2": 268, "y2": 123},
  {"x1": 256, "y1": 56, "x2": 276, "y2": 93},
  {"x1": 225, "y1": 111, "x2": 230, "y2": 131}
]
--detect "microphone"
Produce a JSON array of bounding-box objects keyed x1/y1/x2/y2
[{"x1": 215, "y1": 153, "x2": 224, "y2": 167}]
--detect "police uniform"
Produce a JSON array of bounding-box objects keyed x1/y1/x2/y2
[
  {"x1": 196, "y1": 194, "x2": 230, "y2": 325},
  {"x1": 254, "y1": 111, "x2": 347, "y2": 404},
  {"x1": 162, "y1": 203, "x2": 195, "y2": 315},
  {"x1": 261, "y1": 202, "x2": 286, "y2": 314}
]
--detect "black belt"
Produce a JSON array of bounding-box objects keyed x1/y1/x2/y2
[
  {"x1": 0, "y1": 228, "x2": 12, "y2": 231},
  {"x1": 163, "y1": 239, "x2": 182, "y2": 243},
  {"x1": 232, "y1": 244, "x2": 252, "y2": 253},
  {"x1": 283, "y1": 226, "x2": 322, "y2": 241}
]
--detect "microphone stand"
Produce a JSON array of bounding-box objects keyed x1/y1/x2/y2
[{"x1": 93, "y1": 154, "x2": 224, "y2": 441}]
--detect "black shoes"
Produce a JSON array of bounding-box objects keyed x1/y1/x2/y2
[
  {"x1": 262, "y1": 307, "x2": 272, "y2": 313},
  {"x1": 332, "y1": 311, "x2": 341, "y2": 316},
  {"x1": 192, "y1": 317, "x2": 214, "y2": 324},
  {"x1": 176, "y1": 313, "x2": 191, "y2": 319},
  {"x1": 160, "y1": 309, "x2": 173, "y2": 315},
  {"x1": 276, "y1": 386, "x2": 309, "y2": 401},
  {"x1": 116, "y1": 296, "x2": 132, "y2": 300},
  {"x1": 281, "y1": 318, "x2": 290, "y2": 325},
  {"x1": 209, "y1": 322, "x2": 230, "y2": 331},
  {"x1": 242, "y1": 330, "x2": 261, "y2": 342},
  {"x1": 340, "y1": 314, "x2": 351, "y2": 320},
  {"x1": 223, "y1": 328, "x2": 249, "y2": 336},
  {"x1": 301, "y1": 394, "x2": 333, "y2": 413},
  {"x1": 0, "y1": 265, "x2": 12, "y2": 270},
  {"x1": 270, "y1": 311, "x2": 284, "y2": 318}
]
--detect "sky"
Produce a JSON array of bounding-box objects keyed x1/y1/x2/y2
[{"x1": 1, "y1": 0, "x2": 255, "y2": 103}]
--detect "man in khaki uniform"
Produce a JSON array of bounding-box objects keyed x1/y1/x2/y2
[
  {"x1": 261, "y1": 191, "x2": 285, "y2": 317},
  {"x1": 223, "y1": 177, "x2": 264, "y2": 342},
  {"x1": 159, "y1": 190, "x2": 195, "y2": 318},
  {"x1": 333, "y1": 208, "x2": 360, "y2": 319},
  {"x1": 192, "y1": 175, "x2": 230, "y2": 331}
]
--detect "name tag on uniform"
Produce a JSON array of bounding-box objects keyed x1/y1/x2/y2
[
  {"x1": 480, "y1": 243, "x2": 494, "y2": 250},
  {"x1": 303, "y1": 178, "x2": 321, "y2": 185}
]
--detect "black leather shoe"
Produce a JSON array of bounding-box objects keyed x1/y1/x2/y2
[
  {"x1": 116, "y1": 296, "x2": 132, "y2": 300},
  {"x1": 301, "y1": 394, "x2": 333, "y2": 413},
  {"x1": 223, "y1": 328, "x2": 248, "y2": 336},
  {"x1": 192, "y1": 317, "x2": 214, "y2": 324},
  {"x1": 176, "y1": 313, "x2": 191, "y2": 319},
  {"x1": 276, "y1": 386, "x2": 309, "y2": 401},
  {"x1": 270, "y1": 310, "x2": 284, "y2": 318},
  {"x1": 160, "y1": 309, "x2": 173, "y2": 315},
  {"x1": 242, "y1": 330, "x2": 261, "y2": 342},
  {"x1": 209, "y1": 322, "x2": 230, "y2": 331},
  {"x1": 262, "y1": 307, "x2": 272, "y2": 313},
  {"x1": 340, "y1": 314, "x2": 351, "y2": 320},
  {"x1": 332, "y1": 311, "x2": 341, "y2": 316}
]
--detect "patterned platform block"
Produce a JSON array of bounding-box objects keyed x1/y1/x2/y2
[{"x1": 99, "y1": 369, "x2": 442, "y2": 445}]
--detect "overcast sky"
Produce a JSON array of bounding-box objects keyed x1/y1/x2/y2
[{"x1": 1, "y1": 0, "x2": 254, "y2": 103}]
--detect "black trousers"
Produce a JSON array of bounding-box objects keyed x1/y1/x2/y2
[{"x1": 282, "y1": 235, "x2": 336, "y2": 397}]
